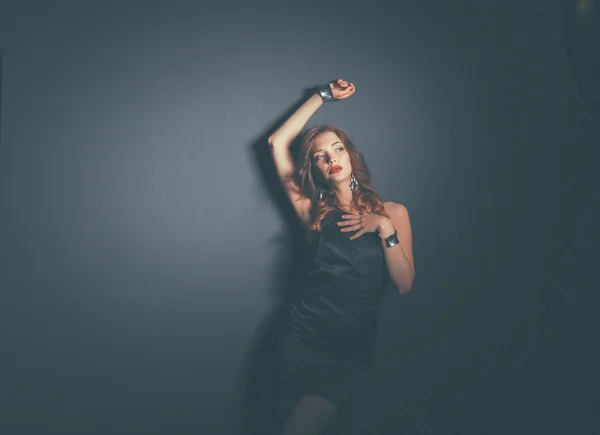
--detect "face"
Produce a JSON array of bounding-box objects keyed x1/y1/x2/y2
[{"x1": 311, "y1": 131, "x2": 352, "y2": 185}]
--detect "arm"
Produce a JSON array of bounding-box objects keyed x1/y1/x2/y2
[
  {"x1": 377, "y1": 203, "x2": 415, "y2": 295},
  {"x1": 268, "y1": 80, "x2": 356, "y2": 223},
  {"x1": 269, "y1": 79, "x2": 355, "y2": 148},
  {"x1": 268, "y1": 79, "x2": 355, "y2": 149},
  {"x1": 268, "y1": 93, "x2": 324, "y2": 222},
  {"x1": 268, "y1": 93, "x2": 324, "y2": 150}
]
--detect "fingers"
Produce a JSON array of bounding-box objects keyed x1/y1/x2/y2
[
  {"x1": 338, "y1": 216, "x2": 361, "y2": 225},
  {"x1": 339, "y1": 223, "x2": 360, "y2": 227},
  {"x1": 349, "y1": 229, "x2": 365, "y2": 240},
  {"x1": 335, "y1": 79, "x2": 354, "y2": 89},
  {"x1": 340, "y1": 225, "x2": 360, "y2": 232},
  {"x1": 331, "y1": 79, "x2": 355, "y2": 100},
  {"x1": 337, "y1": 84, "x2": 356, "y2": 99}
]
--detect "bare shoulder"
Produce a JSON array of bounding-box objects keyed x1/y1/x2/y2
[{"x1": 383, "y1": 201, "x2": 408, "y2": 216}]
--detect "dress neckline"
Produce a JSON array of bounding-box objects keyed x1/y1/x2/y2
[{"x1": 334, "y1": 205, "x2": 360, "y2": 214}]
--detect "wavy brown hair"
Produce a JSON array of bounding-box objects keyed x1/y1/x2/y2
[{"x1": 292, "y1": 125, "x2": 390, "y2": 234}]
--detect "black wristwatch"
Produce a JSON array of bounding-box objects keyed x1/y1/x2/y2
[{"x1": 384, "y1": 230, "x2": 400, "y2": 248}]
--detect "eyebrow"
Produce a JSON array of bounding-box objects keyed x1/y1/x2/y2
[{"x1": 312, "y1": 141, "x2": 343, "y2": 155}]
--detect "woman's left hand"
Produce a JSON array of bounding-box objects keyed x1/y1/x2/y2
[{"x1": 338, "y1": 213, "x2": 390, "y2": 240}]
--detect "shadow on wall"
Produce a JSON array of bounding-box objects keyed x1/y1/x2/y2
[{"x1": 231, "y1": 87, "x2": 322, "y2": 435}]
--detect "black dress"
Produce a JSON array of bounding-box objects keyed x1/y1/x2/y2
[{"x1": 274, "y1": 207, "x2": 390, "y2": 410}]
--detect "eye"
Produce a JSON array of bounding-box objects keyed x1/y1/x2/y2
[{"x1": 315, "y1": 147, "x2": 344, "y2": 161}]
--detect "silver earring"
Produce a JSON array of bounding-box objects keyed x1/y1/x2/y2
[
  {"x1": 315, "y1": 187, "x2": 323, "y2": 201},
  {"x1": 349, "y1": 174, "x2": 359, "y2": 192}
]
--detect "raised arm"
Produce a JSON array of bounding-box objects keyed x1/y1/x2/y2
[{"x1": 268, "y1": 79, "x2": 356, "y2": 226}]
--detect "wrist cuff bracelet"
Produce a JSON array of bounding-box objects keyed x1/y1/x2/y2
[
  {"x1": 385, "y1": 230, "x2": 400, "y2": 248},
  {"x1": 317, "y1": 84, "x2": 335, "y2": 102}
]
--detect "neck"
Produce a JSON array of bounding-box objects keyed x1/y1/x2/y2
[
  {"x1": 331, "y1": 183, "x2": 354, "y2": 210},
  {"x1": 335, "y1": 198, "x2": 356, "y2": 214}
]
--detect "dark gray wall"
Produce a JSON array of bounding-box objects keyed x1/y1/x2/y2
[{"x1": 1, "y1": 1, "x2": 596, "y2": 434}]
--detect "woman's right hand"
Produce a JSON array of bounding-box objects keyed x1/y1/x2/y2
[{"x1": 330, "y1": 78, "x2": 356, "y2": 100}]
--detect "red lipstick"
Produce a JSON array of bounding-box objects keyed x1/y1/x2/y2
[{"x1": 330, "y1": 166, "x2": 342, "y2": 174}]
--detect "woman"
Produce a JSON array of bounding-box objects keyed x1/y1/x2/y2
[{"x1": 268, "y1": 79, "x2": 415, "y2": 435}]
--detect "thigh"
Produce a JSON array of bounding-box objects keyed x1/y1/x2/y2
[{"x1": 282, "y1": 394, "x2": 338, "y2": 435}]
